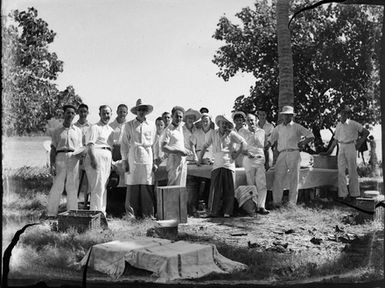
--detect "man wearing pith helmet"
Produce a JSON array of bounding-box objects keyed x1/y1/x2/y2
[
  {"x1": 267, "y1": 105, "x2": 314, "y2": 207},
  {"x1": 121, "y1": 99, "x2": 157, "y2": 218}
]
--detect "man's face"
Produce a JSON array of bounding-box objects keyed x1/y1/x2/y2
[
  {"x1": 172, "y1": 111, "x2": 184, "y2": 125},
  {"x1": 137, "y1": 107, "x2": 148, "y2": 119},
  {"x1": 64, "y1": 108, "x2": 76, "y2": 124},
  {"x1": 219, "y1": 120, "x2": 231, "y2": 132},
  {"x1": 185, "y1": 115, "x2": 195, "y2": 126},
  {"x1": 201, "y1": 116, "x2": 210, "y2": 129},
  {"x1": 156, "y1": 119, "x2": 165, "y2": 133},
  {"x1": 339, "y1": 111, "x2": 348, "y2": 123},
  {"x1": 246, "y1": 114, "x2": 256, "y2": 128},
  {"x1": 78, "y1": 107, "x2": 89, "y2": 120},
  {"x1": 163, "y1": 113, "x2": 171, "y2": 126},
  {"x1": 234, "y1": 117, "x2": 244, "y2": 129},
  {"x1": 282, "y1": 114, "x2": 293, "y2": 124},
  {"x1": 257, "y1": 111, "x2": 266, "y2": 121},
  {"x1": 117, "y1": 106, "x2": 128, "y2": 120},
  {"x1": 100, "y1": 107, "x2": 112, "y2": 124},
  {"x1": 56, "y1": 110, "x2": 64, "y2": 119}
]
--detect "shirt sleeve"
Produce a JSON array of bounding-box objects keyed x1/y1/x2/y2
[
  {"x1": 297, "y1": 124, "x2": 314, "y2": 138},
  {"x1": 230, "y1": 131, "x2": 246, "y2": 145},
  {"x1": 86, "y1": 125, "x2": 98, "y2": 145},
  {"x1": 120, "y1": 124, "x2": 130, "y2": 160},
  {"x1": 353, "y1": 120, "x2": 363, "y2": 133},
  {"x1": 162, "y1": 128, "x2": 171, "y2": 145}
]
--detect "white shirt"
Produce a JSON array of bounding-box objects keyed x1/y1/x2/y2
[
  {"x1": 51, "y1": 124, "x2": 83, "y2": 151},
  {"x1": 257, "y1": 120, "x2": 274, "y2": 145},
  {"x1": 269, "y1": 121, "x2": 314, "y2": 152},
  {"x1": 334, "y1": 119, "x2": 363, "y2": 143},
  {"x1": 191, "y1": 128, "x2": 215, "y2": 159},
  {"x1": 109, "y1": 118, "x2": 127, "y2": 146},
  {"x1": 74, "y1": 120, "x2": 91, "y2": 146},
  {"x1": 87, "y1": 121, "x2": 114, "y2": 148}
]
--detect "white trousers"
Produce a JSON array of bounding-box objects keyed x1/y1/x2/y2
[
  {"x1": 47, "y1": 152, "x2": 79, "y2": 216},
  {"x1": 85, "y1": 149, "x2": 112, "y2": 214},
  {"x1": 338, "y1": 143, "x2": 360, "y2": 197},
  {"x1": 167, "y1": 154, "x2": 187, "y2": 187},
  {"x1": 272, "y1": 151, "x2": 301, "y2": 204},
  {"x1": 244, "y1": 164, "x2": 267, "y2": 209}
]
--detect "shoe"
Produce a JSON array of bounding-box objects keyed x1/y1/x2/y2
[{"x1": 257, "y1": 208, "x2": 270, "y2": 215}]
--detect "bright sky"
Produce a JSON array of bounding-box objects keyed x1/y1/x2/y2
[{"x1": 3, "y1": 0, "x2": 257, "y2": 124}]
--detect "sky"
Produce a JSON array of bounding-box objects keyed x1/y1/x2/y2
[{"x1": 3, "y1": 0, "x2": 257, "y2": 124}]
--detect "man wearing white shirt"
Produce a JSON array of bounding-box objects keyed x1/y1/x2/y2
[
  {"x1": 322, "y1": 107, "x2": 369, "y2": 199},
  {"x1": 257, "y1": 109, "x2": 275, "y2": 170},
  {"x1": 121, "y1": 99, "x2": 157, "y2": 218},
  {"x1": 85, "y1": 105, "x2": 114, "y2": 215},
  {"x1": 267, "y1": 106, "x2": 314, "y2": 207},
  {"x1": 232, "y1": 111, "x2": 248, "y2": 167},
  {"x1": 47, "y1": 105, "x2": 83, "y2": 217}
]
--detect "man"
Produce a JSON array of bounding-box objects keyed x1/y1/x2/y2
[
  {"x1": 74, "y1": 103, "x2": 91, "y2": 207},
  {"x1": 232, "y1": 111, "x2": 248, "y2": 167},
  {"x1": 257, "y1": 109, "x2": 275, "y2": 170},
  {"x1": 198, "y1": 114, "x2": 246, "y2": 217},
  {"x1": 321, "y1": 107, "x2": 369, "y2": 200},
  {"x1": 243, "y1": 113, "x2": 269, "y2": 214},
  {"x1": 267, "y1": 106, "x2": 314, "y2": 207},
  {"x1": 153, "y1": 117, "x2": 166, "y2": 170},
  {"x1": 162, "y1": 111, "x2": 172, "y2": 128},
  {"x1": 84, "y1": 105, "x2": 114, "y2": 215},
  {"x1": 183, "y1": 108, "x2": 201, "y2": 162},
  {"x1": 47, "y1": 104, "x2": 83, "y2": 217},
  {"x1": 162, "y1": 106, "x2": 192, "y2": 186},
  {"x1": 121, "y1": 99, "x2": 157, "y2": 218},
  {"x1": 107, "y1": 104, "x2": 128, "y2": 216}
]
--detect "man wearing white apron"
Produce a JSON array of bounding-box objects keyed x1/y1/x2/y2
[
  {"x1": 47, "y1": 105, "x2": 83, "y2": 217},
  {"x1": 121, "y1": 99, "x2": 156, "y2": 218},
  {"x1": 85, "y1": 105, "x2": 114, "y2": 215},
  {"x1": 162, "y1": 106, "x2": 191, "y2": 186}
]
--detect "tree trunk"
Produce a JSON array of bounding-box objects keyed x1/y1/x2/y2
[
  {"x1": 276, "y1": 0, "x2": 294, "y2": 113},
  {"x1": 380, "y1": 8, "x2": 384, "y2": 185}
]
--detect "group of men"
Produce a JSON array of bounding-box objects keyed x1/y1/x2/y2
[{"x1": 46, "y1": 101, "x2": 369, "y2": 219}]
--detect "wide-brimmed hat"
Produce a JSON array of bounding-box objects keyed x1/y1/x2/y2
[
  {"x1": 183, "y1": 108, "x2": 201, "y2": 122},
  {"x1": 279, "y1": 105, "x2": 295, "y2": 115},
  {"x1": 130, "y1": 99, "x2": 153, "y2": 115},
  {"x1": 232, "y1": 111, "x2": 246, "y2": 120},
  {"x1": 215, "y1": 114, "x2": 234, "y2": 129}
]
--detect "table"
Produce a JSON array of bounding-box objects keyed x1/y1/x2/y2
[{"x1": 156, "y1": 164, "x2": 338, "y2": 190}]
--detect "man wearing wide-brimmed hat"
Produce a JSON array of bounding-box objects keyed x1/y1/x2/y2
[
  {"x1": 321, "y1": 106, "x2": 369, "y2": 201},
  {"x1": 198, "y1": 114, "x2": 246, "y2": 218},
  {"x1": 232, "y1": 111, "x2": 249, "y2": 167},
  {"x1": 121, "y1": 99, "x2": 157, "y2": 218},
  {"x1": 267, "y1": 106, "x2": 314, "y2": 207},
  {"x1": 183, "y1": 108, "x2": 201, "y2": 162},
  {"x1": 162, "y1": 106, "x2": 192, "y2": 186}
]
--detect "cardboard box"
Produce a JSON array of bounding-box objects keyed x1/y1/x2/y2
[
  {"x1": 313, "y1": 155, "x2": 337, "y2": 169},
  {"x1": 156, "y1": 186, "x2": 187, "y2": 223}
]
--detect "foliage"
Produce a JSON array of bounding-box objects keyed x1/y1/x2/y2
[
  {"x1": 2, "y1": 7, "x2": 82, "y2": 136},
  {"x1": 213, "y1": 1, "x2": 382, "y2": 133},
  {"x1": 4, "y1": 166, "x2": 52, "y2": 194}
]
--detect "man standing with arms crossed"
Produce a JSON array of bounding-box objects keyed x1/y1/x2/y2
[
  {"x1": 85, "y1": 105, "x2": 114, "y2": 215},
  {"x1": 267, "y1": 106, "x2": 314, "y2": 207},
  {"x1": 121, "y1": 99, "x2": 157, "y2": 218},
  {"x1": 322, "y1": 106, "x2": 369, "y2": 200},
  {"x1": 46, "y1": 104, "x2": 83, "y2": 217}
]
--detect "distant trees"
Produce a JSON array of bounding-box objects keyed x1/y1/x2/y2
[
  {"x1": 212, "y1": 0, "x2": 382, "y2": 142},
  {"x1": 2, "y1": 7, "x2": 82, "y2": 136}
]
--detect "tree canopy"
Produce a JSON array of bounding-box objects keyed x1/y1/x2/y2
[
  {"x1": 2, "y1": 7, "x2": 82, "y2": 136},
  {"x1": 212, "y1": 0, "x2": 382, "y2": 134}
]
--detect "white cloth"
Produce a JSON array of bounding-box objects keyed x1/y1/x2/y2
[
  {"x1": 80, "y1": 239, "x2": 247, "y2": 282},
  {"x1": 163, "y1": 123, "x2": 187, "y2": 186},
  {"x1": 109, "y1": 118, "x2": 127, "y2": 146},
  {"x1": 87, "y1": 121, "x2": 114, "y2": 148},
  {"x1": 74, "y1": 121, "x2": 91, "y2": 146},
  {"x1": 203, "y1": 130, "x2": 246, "y2": 172},
  {"x1": 337, "y1": 143, "x2": 360, "y2": 197},
  {"x1": 334, "y1": 119, "x2": 363, "y2": 143},
  {"x1": 234, "y1": 127, "x2": 249, "y2": 167},
  {"x1": 121, "y1": 118, "x2": 156, "y2": 185},
  {"x1": 47, "y1": 152, "x2": 79, "y2": 216},
  {"x1": 51, "y1": 125, "x2": 83, "y2": 151},
  {"x1": 234, "y1": 185, "x2": 258, "y2": 207},
  {"x1": 182, "y1": 124, "x2": 197, "y2": 161},
  {"x1": 269, "y1": 121, "x2": 314, "y2": 152}
]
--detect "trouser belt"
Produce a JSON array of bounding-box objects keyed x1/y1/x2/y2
[
  {"x1": 56, "y1": 149, "x2": 75, "y2": 154},
  {"x1": 338, "y1": 140, "x2": 355, "y2": 144},
  {"x1": 279, "y1": 149, "x2": 299, "y2": 153}
]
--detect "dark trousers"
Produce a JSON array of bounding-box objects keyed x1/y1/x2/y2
[
  {"x1": 125, "y1": 185, "x2": 155, "y2": 218},
  {"x1": 208, "y1": 168, "x2": 235, "y2": 216}
]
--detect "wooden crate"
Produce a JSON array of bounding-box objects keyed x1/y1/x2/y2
[
  {"x1": 58, "y1": 210, "x2": 101, "y2": 233},
  {"x1": 156, "y1": 186, "x2": 187, "y2": 223},
  {"x1": 313, "y1": 155, "x2": 337, "y2": 169}
]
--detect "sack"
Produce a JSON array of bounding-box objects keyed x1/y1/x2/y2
[{"x1": 241, "y1": 199, "x2": 257, "y2": 216}]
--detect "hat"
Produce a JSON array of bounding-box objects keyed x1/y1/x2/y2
[
  {"x1": 215, "y1": 114, "x2": 234, "y2": 129},
  {"x1": 232, "y1": 111, "x2": 246, "y2": 120},
  {"x1": 279, "y1": 106, "x2": 295, "y2": 115},
  {"x1": 130, "y1": 99, "x2": 154, "y2": 115},
  {"x1": 200, "y1": 112, "x2": 211, "y2": 120},
  {"x1": 183, "y1": 108, "x2": 201, "y2": 122}
]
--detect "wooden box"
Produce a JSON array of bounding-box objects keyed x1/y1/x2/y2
[
  {"x1": 313, "y1": 155, "x2": 337, "y2": 169},
  {"x1": 156, "y1": 186, "x2": 187, "y2": 223},
  {"x1": 58, "y1": 210, "x2": 101, "y2": 233},
  {"x1": 355, "y1": 195, "x2": 384, "y2": 223}
]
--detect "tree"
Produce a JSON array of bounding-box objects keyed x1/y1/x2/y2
[
  {"x1": 213, "y1": 1, "x2": 382, "y2": 147},
  {"x1": 2, "y1": 7, "x2": 82, "y2": 136}
]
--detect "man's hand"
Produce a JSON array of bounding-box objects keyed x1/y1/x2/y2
[{"x1": 50, "y1": 165, "x2": 56, "y2": 176}]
